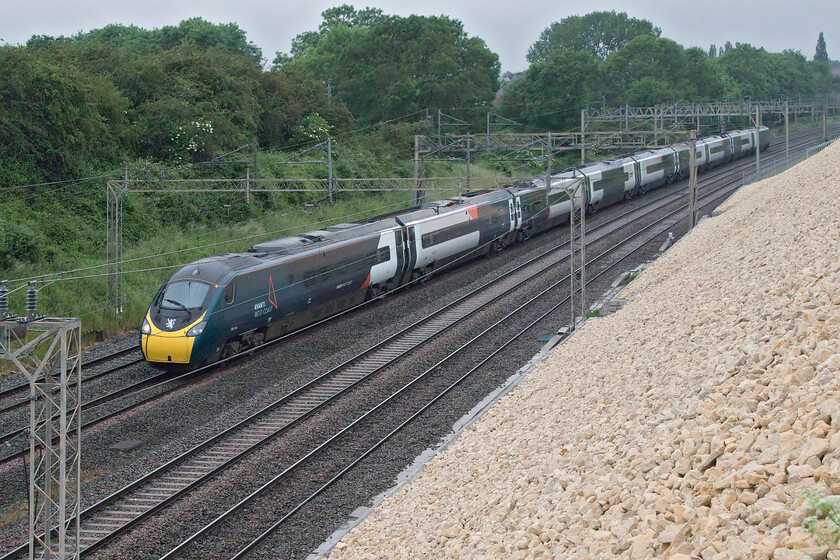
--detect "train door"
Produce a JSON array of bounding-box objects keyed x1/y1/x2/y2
[
  {"x1": 394, "y1": 220, "x2": 416, "y2": 286},
  {"x1": 627, "y1": 159, "x2": 639, "y2": 194},
  {"x1": 508, "y1": 199, "x2": 517, "y2": 232},
  {"x1": 515, "y1": 198, "x2": 522, "y2": 229}
]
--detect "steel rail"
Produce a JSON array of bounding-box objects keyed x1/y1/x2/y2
[
  {"x1": 0, "y1": 125, "x2": 832, "y2": 559},
  {"x1": 161, "y1": 155, "x2": 748, "y2": 560},
  {"x1": 0, "y1": 346, "x2": 140, "y2": 405}
]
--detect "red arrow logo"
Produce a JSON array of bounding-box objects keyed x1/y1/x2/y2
[{"x1": 268, "y1": 275, "x2": 278, "y2": 309}]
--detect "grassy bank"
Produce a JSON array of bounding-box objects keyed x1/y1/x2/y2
[
  {"x1": 2, "y1": 120, "x2": 831, "y2": 344},
  {"x1": 0, "y1": 147, "x2": 508, "y2": 342}
]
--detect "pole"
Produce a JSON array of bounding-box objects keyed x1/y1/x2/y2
[
  {"x1": 437, "y1": 109, "x2": 442, "y2": 147},
  {"x1": 327, "y1": 136, "x2": 334, "y2": 203},
  {"x1": 580, "y1": 109, "x2": 586, "y2": 165},
  {"x1": 546, "y1": 131, "x2": 552, "y2": 188},
  {"x1": 568, "y1": 175, "x2": 586, "y2": 332},
  {"x1": 688, "y1": 130, "x2": 698, "y2": 228},
  {"x1": 485, "y1": 112, "x2": 490, "y2": 153},
  {"x1": 465, "y1": 132, "x2": 471, "y2": 193},
  {"x1": 755, "y1": 107, "x2": 760, "y2": 172},
  {"x1": 245, "y1": 168, "x2": 250, "y2": 205},
  {"x1": 252, "y1": 138, "x2": 258, "y2": 192},
  {"x1": 654, "y1": 105, "x2": 659, "y2": 147},
  {"x1": 2, "y1": 318, "x2": 83, "y2": 560},
  {"x1": 785, "y1": 100, "x2": 790, "y2": 159},
  {"x1": 413, "y1": 135, "x2": 424, "y2": 205},
  {"x1": 823, "y1": 104, "x2": 827, "y2": 140},
  {"x1": 625, "y1": 104, "x2": 629, "y2": 130}
]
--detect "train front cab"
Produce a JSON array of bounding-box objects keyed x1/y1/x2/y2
[{"x1": 141, "y1": 278, "x2": 216, "y2": 368}]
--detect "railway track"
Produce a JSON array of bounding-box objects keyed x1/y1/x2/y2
[
  {"x1": 0, "y1": 126, "x2": 829, "y2": 467},
  {"x1": 0, "y1": 126, "x2": 834, "y2": 559},
  {"x1": 155, "y1": 141, "x2": 774, "y2": 560},
  {"x1": 0, "y1": 345, "x2": 141, "y2": 407}
]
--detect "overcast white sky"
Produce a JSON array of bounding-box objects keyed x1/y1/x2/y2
[{"x1": 1, "y1": 0, "x2": 837, "y2": 72}]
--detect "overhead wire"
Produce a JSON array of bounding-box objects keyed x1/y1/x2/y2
[{"x1": 4, "y1": 195, "x2": 421, "y2": 287}]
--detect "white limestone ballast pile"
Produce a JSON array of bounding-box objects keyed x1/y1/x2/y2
[{"x1": 330, "y1": 142, "x2": 840, "y2": 560}]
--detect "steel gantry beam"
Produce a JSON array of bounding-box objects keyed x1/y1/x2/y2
[{"x1": 583, "y1": 97, "x2": 839, "y2": 122}]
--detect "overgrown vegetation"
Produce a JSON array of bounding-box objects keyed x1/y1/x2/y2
[
  {"x1": 500, "y1": 11, "x2": 838, "y2": 131},
  {"x1": 802, "y1": 486, "x2": 840, "y2": 551},
  {"x1": 1, "y1": 7, "x2": 838, "y2": 338}
]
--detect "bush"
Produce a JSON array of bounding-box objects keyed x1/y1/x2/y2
[{"x1": 802, "y1": 486, "x2": 840, "y2": 550}]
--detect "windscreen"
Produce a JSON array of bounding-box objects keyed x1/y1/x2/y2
[{"x1": 160, "y1": 281, "x2": 210, "y2": 310}]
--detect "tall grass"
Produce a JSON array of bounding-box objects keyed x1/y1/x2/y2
[{"x1": 1, "y1": 154, "x2": 506, "y2": 342}]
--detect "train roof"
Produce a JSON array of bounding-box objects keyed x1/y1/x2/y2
[
  {"x1": 395, "y1": 189, "x2": 511, "y2": 224},
  {"x1": 167, "y1": 253, "x2": 264, "y2": 284},
  {"x1": 575, "y1": 159, "x2": 628, "y2": 175},
  {"x1": 248, "y1": 218, "x2": 399, "y2": 256}
]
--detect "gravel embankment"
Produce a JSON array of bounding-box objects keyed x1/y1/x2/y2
[{"x1": 330, "y1": 143, "x2": 840, "y2": 560}]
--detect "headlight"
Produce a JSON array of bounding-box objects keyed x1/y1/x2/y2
[
  {"x1": 141, "y1": 319, "x2": 151, "y2": 334},
  {"x1": 186, "y1": 321, "x2": 207, "y2": 337}
]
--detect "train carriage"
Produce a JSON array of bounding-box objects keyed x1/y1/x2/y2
[
  {"x1": 398, "y1": 189, "x2": 514, "y2": 278},
  {"x1": 671, "y1": 140, "x2": 708, "y2": 177},
  {"x1": 631, "y1": 148, "x2": 678, "y2": 192},
  {"x1": 506, "y1": 177, "x2": 580, "y2": 239},
  {"x1": 758, "y1": 127, "x2": 771, "y2": 151},
  {"x1": 702, "y1": 135, "x2": 730, "y2": 168},
  {"x1": 142, "y1": 220, "x2": 405, "y2": 366},
  {"x1": 725, "y1": 130, "x2": 753, "y2": 158},
  {"x1": 578, "y1": 159, "x2": 638, "y2": 210}
]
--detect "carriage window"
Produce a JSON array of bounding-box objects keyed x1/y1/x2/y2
[
  {"x1": 224, "y1": 282, "x2": 235, "y2": 304},
  {"x1": 376, "y1": 247, "x2": 390, "y2": 263}
]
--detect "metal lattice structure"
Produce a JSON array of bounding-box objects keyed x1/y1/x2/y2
[
  {"x1": 102, "y1": 174, "x2": 533, "y2": 316},
  {"x1": 566, "y1": 176, "x2": 586, "y2": 332},
  {"x1": 106, "y1": 179, "x2": 126, "y2": 316},
  {"x1": 419, "y1": 97, "x2": 838, "y2": 167},
  {"x1": 583, "y1": 98, "x2": 836, "y2": 122},
  {"x1": 0, "y1": 317, "x2": 82, "y2": 560}
]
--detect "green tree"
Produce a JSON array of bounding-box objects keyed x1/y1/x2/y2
[
  {"x1": 601, "y1": 36, "x2": 722, "y2": 105},
  {"x1": 256, "y1": 66, "x2": 353, "y2": 148},
  {"x1": 527, "y1": 11, "x2": 660, "y2": 63},
  {"x1": 500, "y1": 50, "x2": 600, "y2": 130},
  {"x1": 289, "y1": 5, "x2": 386, "y2": 58},
  {"x1": 27, "y1": 20, "x2": 267, "y2": 161},
  {"x1": 708, "y1": 44, "x2": 717, "y2": 59},
  {"x1": 815, "y1": 31, "x2": 829, "y2": 61},
  {"x1": 713, "y1": 43, "x2": 833, "y2": 100},
  {"x1": 284, "y1": 7, "x2": 500, "y2": 123},
  {"x1": 0, "y1": 46, "x2": 129, "y2": 185}
]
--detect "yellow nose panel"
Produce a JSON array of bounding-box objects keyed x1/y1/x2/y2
[{"x1": 142, "y1": 312, "x2": 204, "y2": 364}]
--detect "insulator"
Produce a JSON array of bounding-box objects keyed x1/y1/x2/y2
[
  {"x1": 26, "y1": 281, "x2": 37, "y2": 317},
  {"x1": 0, "y1": 281, "x2": 7, "y2": 318}
]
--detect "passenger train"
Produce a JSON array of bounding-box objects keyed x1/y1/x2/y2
[{"x1": 141, "y1": 127, "x2": 770, "y2": 368}]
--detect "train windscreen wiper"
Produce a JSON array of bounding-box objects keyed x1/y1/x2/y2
[{"x1": 164, "y1": 298, "x2": 192, "y2": 317}]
